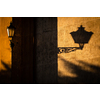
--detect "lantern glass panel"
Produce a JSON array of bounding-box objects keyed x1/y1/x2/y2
[{"x1": 7, "y1": 28, "x2": 14, "y2": 40}]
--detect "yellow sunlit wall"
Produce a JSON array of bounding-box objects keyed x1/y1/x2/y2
[
  {"x1": 0, "y1": 17, "x2": 12, "y2": 71},
  {"x1": 58, "y1": 17, "x2": 100, "y2": 83}
]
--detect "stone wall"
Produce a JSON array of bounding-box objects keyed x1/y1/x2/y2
[
  {"x1": 58, "y1": 17, "x2": 100, "y2": 83},
  {"x1": 1, "y1": 17, "x2": 99, "y2": 84}
]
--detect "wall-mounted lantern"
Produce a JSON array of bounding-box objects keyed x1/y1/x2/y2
[
  {"x1": 7, "y1": 22, "x2": 16, "y2": 83},
  {"x1": 58, "y1": 25, "x2": 93, "y2": 54},
  {"x1": 7, "y1": 22, "x2": 15, "y2": 49}
]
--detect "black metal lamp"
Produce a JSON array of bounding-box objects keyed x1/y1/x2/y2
[{"x1": 7, "y1": 22, "x2": 15, "y2": 48}]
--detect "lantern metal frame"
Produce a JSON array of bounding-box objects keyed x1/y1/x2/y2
[{"x1": 7, "y1": 22, "x2": 15, "y2": 49}]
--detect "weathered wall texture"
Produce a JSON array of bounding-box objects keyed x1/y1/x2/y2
[
  {"x1": 58, "y1": 17, "x2": 100, "y2": 83},
  {"x1": 35, "y1": 17, "x2": 57, "y2": 83},
  {"x1": 0, "y1": 17, "x2": 12, "y2": 83}
]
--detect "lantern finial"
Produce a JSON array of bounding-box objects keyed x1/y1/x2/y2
[{"x1": 7, "y1": 22, "x2": 15, "y2": 41}]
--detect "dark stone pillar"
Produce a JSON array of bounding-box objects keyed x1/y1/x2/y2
[{"x1": 35, "y1": 17, "x2": 57, "y2": 83}]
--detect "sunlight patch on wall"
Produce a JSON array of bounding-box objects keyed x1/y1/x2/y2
[
  {"x1": 58, "y1": 17, "x2": 100, "y2": 83},
  {"x1": 0, "y1": 17, "x2": 12, "y2": 71}
]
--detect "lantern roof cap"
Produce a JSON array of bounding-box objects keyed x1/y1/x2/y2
[{"x1": 7, "y1": 22, "x2": 16, "y2": 29}]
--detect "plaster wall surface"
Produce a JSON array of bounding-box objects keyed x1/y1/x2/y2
[
  {"x1": 0, "y1": 17, "x2": 12, "y2": 83},
  {"x1": 58, "y1": 17, "x2": 100, "y2": 83}
]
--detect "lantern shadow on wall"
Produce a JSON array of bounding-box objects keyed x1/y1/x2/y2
[{"x1": 58, "y1": 25, "x2": 93, "y2": 54}]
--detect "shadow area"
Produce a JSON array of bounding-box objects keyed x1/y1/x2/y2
[
  {"x1": 0, "y1": 60, "x2": 11, "y2": 83},
  {"x1": 58, "y1": 56, "x2": 100, "y2": 84}
]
